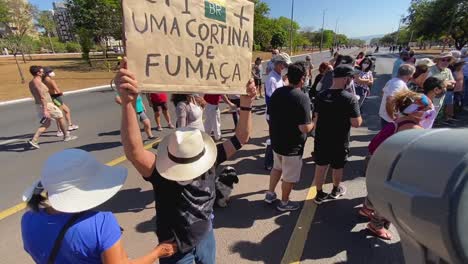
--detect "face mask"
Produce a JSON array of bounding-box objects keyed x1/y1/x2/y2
[
  {"x1": 281, "y1": 68, "x2": 288, "y2": 77},
  {"x1": 49, "y1": 72, "x2": 56, "y2": 77},
  {"x1": 361, "y1": 63, "x2": 369, "y2": 69}
]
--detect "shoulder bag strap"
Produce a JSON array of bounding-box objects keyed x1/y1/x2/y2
[{"x1": 47, "y1": 212, "x2": 85, "y2": 264}]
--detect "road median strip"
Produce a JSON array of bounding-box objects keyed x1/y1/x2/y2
[
  {"x1": 281, "y1": 186, "x2": 318, "y2": 264},
  {"x1": 0, "y1": 138, "x2": 162, "y2": 221}
]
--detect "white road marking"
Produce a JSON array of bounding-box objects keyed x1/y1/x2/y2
[{"x1": 0, "y1": 138, "x2": 23, "y2": 146}]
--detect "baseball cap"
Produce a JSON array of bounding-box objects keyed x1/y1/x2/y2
[
  {"x1": 340, "y1": 55, "x2": 354, "y2": 65},
  {"x1": 333, "y1": 64, "x2": 360, "y2": 78}
]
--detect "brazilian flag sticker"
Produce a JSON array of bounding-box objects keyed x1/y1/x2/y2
[{"x1": 205, "y1": 0, "x2": 226, "y2": 23}]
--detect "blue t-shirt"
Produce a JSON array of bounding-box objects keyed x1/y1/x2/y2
[
  {"x1": 115, "y1": 92, "x2": 145, "y2": 113},
  {"x1": 392, "y1": 58, "x2": 403, "y2": 77},
  {"x1": 21, "y1": 210, "x2": 121, "y2": 264},
  {"x1": 135, "y1": 95, "x2": 145, "y2": 113}
]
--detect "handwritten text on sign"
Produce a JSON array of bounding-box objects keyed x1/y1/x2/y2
[{"x1": 122, "y1": 0, "x2": 254, "y2": 94}]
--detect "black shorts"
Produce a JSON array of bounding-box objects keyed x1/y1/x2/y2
[
  {"x1": 51, "y1": 94, "x2": 64, "y2": 107},
  {"x1": 255, "y1": 79, "x2": 262, "y2": 86},
  {"x1": 314, "y1": 145, "x2": 349, "y2": 169},
  {"x1": 151, "y1": 102, "x2": 168, "y2": 113}
]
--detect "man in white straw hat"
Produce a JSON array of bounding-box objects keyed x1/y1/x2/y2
[
  {"x1": 116, "y1": 57, "x2": 256, "y2": 264},
  {"x1": 21, "y1": 149, "x2": 177, "y2": 263},
  {"x1": 427, "y1": 52, "x2": 456, "y2": 123},
  {"x1": 407, "y1": 58, "x2": 435, "y2": 92}
]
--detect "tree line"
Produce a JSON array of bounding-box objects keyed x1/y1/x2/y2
[
  {"x1": 1, "y1": 0, "x2": 366, "y2": 83},
  {"x1": 370, "y1": 0, "x2": 466, "y2": 50},
  {"x1": 253, "y1": 0, "x2": 364, "y2": 52}
]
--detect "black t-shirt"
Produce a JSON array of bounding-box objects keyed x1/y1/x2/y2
[
  {"x1": 314, "y1": 89, "x2": 360, "y2": 149},
  {"x1": 144, "y1": 143, "x2": 226, "y2": 253},
  {"x1": 268, "y1": 86, "x2": 312, "y2": 156}
]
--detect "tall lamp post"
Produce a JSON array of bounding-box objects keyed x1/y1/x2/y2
[
  {"x1": 332, "y1": 18, "x2": 339, "y2": 49},
  {"x1": 319, "y1": 9, "x2": 326, "y2": 52},
  {"x1": 395, "y1": 15, "x2": 404, "y2": 47},
  {"x1": 289, "y1": 0, "x2": 295, "y2": 55}
]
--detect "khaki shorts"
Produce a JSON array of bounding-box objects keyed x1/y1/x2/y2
[
  {"x1": 273, "y1": 151, "x2": 303, "y2": 183},
  {"x1": 36, "y1": 103, "x2": 63, "y2": 122}
]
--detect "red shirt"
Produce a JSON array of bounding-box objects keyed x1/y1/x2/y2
[
  {"x1": 204, "y1": 94, "x2": 222, "y2": 105},
  {"x1": 150, "y1": 93, "x2": 168, "y2": 103}
]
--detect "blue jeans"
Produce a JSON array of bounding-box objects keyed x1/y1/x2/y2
[
  {"x1": 443, "y1": 91, "x2": 454, "y2": 105},
  {"x1": 464, "y1": 77, "x2": 468, "y2": 106},
  {"x1": 159, "y1": 229, "x2": 216, "y2": 264}
]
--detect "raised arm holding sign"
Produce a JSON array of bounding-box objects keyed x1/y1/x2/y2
[{"x1": 117, "y1": 54, "x2": 256, "y2": 261}]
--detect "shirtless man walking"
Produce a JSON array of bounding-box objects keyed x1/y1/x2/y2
[
  {"x1": 28, "y1": 66, "x2": 77, "y2": 149},
  {"x1": 42, "y1": 67, "x2": 79, "y2": 137}
]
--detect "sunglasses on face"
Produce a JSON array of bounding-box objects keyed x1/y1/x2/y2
[{"x1": 440, "y1": 58, "x2": 451, "y2": 62}]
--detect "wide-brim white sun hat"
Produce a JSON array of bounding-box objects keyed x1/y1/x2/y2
[
  {"x1": 434, "y1": 52, "x2": 455, "y2": 64},
  {"x1": 36, "y1": 149, "x2": 127, "y2": 213},
  {"x1": 416, "y1": 58, "x2": 436, "y2": 68},
  {"x1": 156, "y1": 127, "x2": 217, "y2": 182}
]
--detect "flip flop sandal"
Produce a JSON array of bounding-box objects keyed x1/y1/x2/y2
[
  {"x1": 358, "y1": 207, "x2": 374, "y2": 219},
  {"x1": 367, "y1": 223, "x2": 392, "y2": 240}
]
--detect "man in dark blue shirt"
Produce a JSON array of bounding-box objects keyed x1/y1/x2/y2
[{"x1": 265, "y1": 62, "x2": 314, "y2": 211}]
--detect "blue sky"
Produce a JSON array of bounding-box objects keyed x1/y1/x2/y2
[
  {"x1": 263, "y1": 0, "x2": 411, "y2": 37},
  {"x1": 31, "y1": 0, "x2": 411, "y2": 38}
]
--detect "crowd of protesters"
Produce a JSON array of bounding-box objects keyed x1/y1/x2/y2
[{"x1": 19, "y1": 45, "x2": 468, "y2": 263}]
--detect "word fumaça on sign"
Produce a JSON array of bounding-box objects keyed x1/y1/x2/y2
[{"x1": 130, "y1": 2, "x2": 251, "y2": 84}]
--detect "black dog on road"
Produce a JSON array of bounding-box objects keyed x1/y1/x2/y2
[{"x1": 215, "y1": 166, "x2": 239, "y2": 207}]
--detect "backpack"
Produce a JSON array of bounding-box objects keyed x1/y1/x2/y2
[{"x1": 368, "y1": 120, "x2": 417, "y2": 155}]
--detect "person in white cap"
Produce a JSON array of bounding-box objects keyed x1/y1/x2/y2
[
  {"x1": 408, "y1": 58, "x2": 435, "y2": 92},
  {"x1": 116, "y1": 57, "x2": 256, "y2": 264},
  {"x1": 265, "y1": 52, "x2": 292, "y2": 106},
  {"x1": 304, "y1": 55, "x2": 314, "y2": 88},
  {"x1": 21, "y1": 149, "x2": 176, "y2": 264},
  {"x1": 264, "y1": 52, "x2": 292, "y2": 170}
]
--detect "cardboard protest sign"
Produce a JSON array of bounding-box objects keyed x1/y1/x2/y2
[{"x1": 122, "y1": 0, "x2": 254, "y2": 94}]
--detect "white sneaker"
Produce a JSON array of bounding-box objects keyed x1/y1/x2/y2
[
  {"x1": 28, "y1": 140, "x2": 40, "y2": 149},
  {"x1": 56, "y1": 130, "x2": 64, "y2": 137},
  {"x1": 64, "y1": 135, "x2": 78, "y2": 142},
  {"x1": 68, "y1": 124, "x2": 79, "y2": 131}
]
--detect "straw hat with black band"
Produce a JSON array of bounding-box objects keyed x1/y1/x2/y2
[{"x1": 156, "y1": 127, "x2": 217, "y2": 182}]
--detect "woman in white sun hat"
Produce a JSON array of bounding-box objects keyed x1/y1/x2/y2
[
  {"x1": 21, "y1": 149, "x2": 176, "y2": 264},
  {"x1": 116, "y1": 57, "x2": 256, "y2": 264}
]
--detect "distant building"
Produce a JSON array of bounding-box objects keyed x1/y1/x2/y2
[
  {"x1": 1, "y1": 0, "x2": 37, "y2": 38},
  {"x1": 53, "y1": 1, "x2": 75, "y2": 42}
]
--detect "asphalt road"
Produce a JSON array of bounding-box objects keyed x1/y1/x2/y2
[
  {"x1": 0, "y1": 48, "x2": 412, "y2": 264},
  {"x1": 0, "y1": 48, "x2": 358, "y2": 212}
]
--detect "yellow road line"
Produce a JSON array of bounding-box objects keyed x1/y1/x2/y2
[
  {"x1": 281, "y1": 185, "x2": 318, "y2": 264},
  {"x1": 0, "y1": 138, "x2": 162, "y2": 221},
  {"x1": 0, "y1": 203, "x2": 27, "y2": 221}
]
